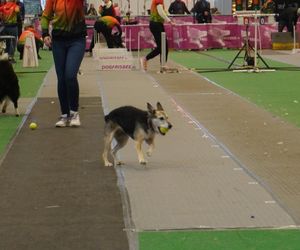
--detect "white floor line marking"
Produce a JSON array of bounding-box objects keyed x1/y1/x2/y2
[
  {"x1": 248, "y1": 181, "x2": 258, "y2": 185},
  {"x1": 265, "y1": 200, "x2": 276, "y2": 204},
  {"x1": 233, "y1": 167, "x2": 243, "y2": 171},
  {"x1": 45, "y1": 205, "x2": 60, "y2": 209},
  {"x1": 221, "y1": 155, "x2": 230, "y2": 158}
]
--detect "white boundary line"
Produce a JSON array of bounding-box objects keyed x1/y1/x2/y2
[{"x1": 97, "y1": 78, "x2": 138, "y2": 250}]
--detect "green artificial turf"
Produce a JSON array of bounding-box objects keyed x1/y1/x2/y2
[
  {"x1": 140, "y1": 51, "x2": 300, "y2": 250},
  {"x1": 0, "y1": 116, "x2": 23, "y2": 156},
  {"x1": 13, "y1": 50, "x2": 54, "y2": 97},
  {"x1": 0, "y1": 50, "x2": 53, "y2": 156},
  {"x1": 140, "y1": 229, "x2": 300, "y2": 250},
  {"x1": 170, "y1": 50, "x2": 300, "y2": 127}
]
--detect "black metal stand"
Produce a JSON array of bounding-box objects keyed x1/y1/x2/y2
[{"x1": 228, "y1": 24, "x2": 270, "y2": 70}]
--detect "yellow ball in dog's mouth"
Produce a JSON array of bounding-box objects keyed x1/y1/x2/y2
[
  {"x1": 159, "y1": 127, "x2": 169, "y2": 134},
  {"x1": 29, "y1": 122, "x2": 37, "y2": 130}
]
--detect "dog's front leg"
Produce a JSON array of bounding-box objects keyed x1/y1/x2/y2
[
  {"x1": 147, "y1": 143, "x2": 154, "y2": 157},
  {"x1": 15, "y1": 108, "x2": 20, "y2": 117},
  {"x1": 12, "y1": 100, "x2": 19, "y2": 117},
  {"x1": 146, "y1": 138, "x2": 155, "y2": 157},
  {"x1": 103, "y1": 132, "x2": 115, "y2": 167},
  {"x1": 1, "y1": 98, "x2": 8, "y2": 113},
  {"x1": 135, "y1": 140, "x2": 147, "y2": 165}
]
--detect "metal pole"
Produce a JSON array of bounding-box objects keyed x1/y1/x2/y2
[
  {"x1": 161, "y1": 32, "x2": 166, "y2": 69},
  {"x1": 254, "y1": 11, "x2": 258, "y2": 68},
  {"x1": 138, "y1": 31, "x2": 141, "y2": 69},
  {"x1": 292, "y1": 25, "x2": 296, "y2": 54},
  {"x1": 129, "y1": 29, "x2": 132, "y2": 52}
]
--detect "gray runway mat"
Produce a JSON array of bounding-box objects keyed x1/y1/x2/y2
[
  {"x1": 0, "y1": 97, "x2": 128, "y2": 250},
  {"x1": 262, "y1": 50, "x2": 300, "y2": 67},
  {"x1": 98, "y1": 69, "x2": 296, "y2": 231}
]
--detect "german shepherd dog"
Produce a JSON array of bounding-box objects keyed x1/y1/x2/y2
[
  {"x1": 103, "y1": 102, "x2": 172, "y2": 167},
  {"x1": 0, "y1": 41, "x2": 20, "y2": 116}
]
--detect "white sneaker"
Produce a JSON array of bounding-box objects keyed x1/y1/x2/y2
[
  {"x1": 55, "y1": 116, "x2": 69, "y2": 127},
  {"x1": 70, "y1": 112, "x2": 81, "y2": 127}
]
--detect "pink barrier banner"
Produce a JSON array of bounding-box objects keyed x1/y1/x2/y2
[
  {"x1": 123, "y1": 25, "x2": 153, "y2": 50},
  {"x1": 207, "y1": 23, "x2": 241, "y2": 49},
  {"x1": 212, "y1": 15, "x2": 237, "y2": 24},
  {"x1": 178, "y1": 24, "x2": 209, "y2": 50},
  {"x1": 81, "y1": 16, "x2": 300, "y2": 51},
  {"x1": 136, "y1": 15, "x2": 194, "y2": 24},
  {"x1": 35, "y1": 16, "x2": 299, "y2": 51},
  {"x1": 252, "y1": 23, "x2": 278, "y2": 49},
  {"x1": 122, "y1": 23, "x2": 279, "y2": 50},
  {"x1": 136, "y1": 15, "x2": 237, "y2": 25}
]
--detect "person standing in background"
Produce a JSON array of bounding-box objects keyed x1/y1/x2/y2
[
  {"x1": 84, "y1": 0, "x2": 88, "y2": 15},
  {"x1": 0, "y1": 0, "x2": 20, "y2": 63},
  {"x1": 261, "y1": 0, "x2": 276, "y2": 13},
  {"x1": 87, "y1": 3, "x2": 98, "y2": 16},
  {"x1": 89, "y1": 0, "x2": 115, "y2": 55},
  {"x1": 277, "y1": 6, "x2": 300, "y2": 35},
  {"x1": 141, "y1": 0, "x2": 174, "y2": 71},
  {"x1": 191, "y1": 0, "x2": 212, "y2": 23},
  {"x1": 113, "y1": 2, "x2": 121, "y2": 23},
  {"x1": 168, "y1": 0, "x2": 190, "y2": 15},
  {"x1": 17, "y1": 23, "x2": 43, "y2": 60},
  {"x1": 99, "y1": 0, "x2": 115, "y2": 17},
  {"x1": 16, "y1": 0, "x2": 24, "y2": 37},
  {"x1": 93, "y1": 15, "x2": 123, "y2": 48},
  {"x1": 274, "y1": 0, "x2": 286, "y2": 26},
  {"x1": 41, "y1": 0, "x2": 87, "y2": 127}
]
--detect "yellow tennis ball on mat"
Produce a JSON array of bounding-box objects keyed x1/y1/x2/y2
[{"x1": 29, "y1": 122, "x2": 37, "y2": 130}]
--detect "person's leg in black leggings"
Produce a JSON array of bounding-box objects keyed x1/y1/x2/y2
[
  {"x1": 146, "y1": 21, "x2": 168, "y2": 62},
  {"x1": 17, "y1": 44, "x2": 24, "y2": 60}
]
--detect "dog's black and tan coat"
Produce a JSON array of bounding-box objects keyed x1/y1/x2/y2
[{"x1": 103, "y1": 102, "x2": 172, "y2": 167}]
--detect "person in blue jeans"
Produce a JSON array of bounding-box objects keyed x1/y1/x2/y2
[{"x1": 41, "y1": 0, "x2": 86, "y2": 127}]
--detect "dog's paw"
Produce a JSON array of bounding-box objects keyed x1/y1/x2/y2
[
  {"x1": 146, "y1": 151, "x2": 152, "y2": 157},
  {"x1": 104, "y1": 162, "x2": 114, "y2": 167},
  {"x1": 139, "y1": 160, "x2": 147, "y2": 165}
]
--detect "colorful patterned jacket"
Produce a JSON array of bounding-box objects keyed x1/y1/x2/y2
[
  {"x1": 41, "y1": 0, "x2": 86, "y2": 39},
  {"x1": 150, "y1": 0, "x2": 167, "y2": 23},
  {"x1": 18, "y1": 27, "x2": 44, "y2": 46},
  {"x1": 0, "y1": 2, "x2": 20, "y2": 26}
]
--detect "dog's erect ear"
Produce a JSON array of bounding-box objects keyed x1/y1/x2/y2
[
  {"x1": 156, "y1": 102, "x2": 164, "y2": 111},
  {"x1": 147, "y1": 103, "x2": 155, "y2": 113}
]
